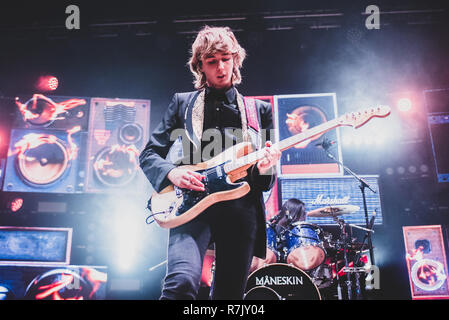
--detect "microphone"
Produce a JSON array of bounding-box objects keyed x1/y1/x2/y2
[
  {"x1": 315, "y1": 138, "x2": 336, "y2": 150},
  {"x1": 269, "y1": 213, "x2": 282, "y2": 225}
]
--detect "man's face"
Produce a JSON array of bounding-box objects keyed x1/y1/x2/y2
[{"x1": 200, "y1": 51, "x2": 234, "y2": 90}]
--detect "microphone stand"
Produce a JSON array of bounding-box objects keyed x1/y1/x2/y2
[{"x1": 321, "y1": 141, "x2": 376, "y2": 267}]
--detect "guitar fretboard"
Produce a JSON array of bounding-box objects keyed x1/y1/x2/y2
[{"x1": 224, "y1": 118, "x2": 340, "y2": 173}]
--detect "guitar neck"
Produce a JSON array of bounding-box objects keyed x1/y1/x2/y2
[{"x1": 224, "y1": 118, "x2": 340, "y2": 173}]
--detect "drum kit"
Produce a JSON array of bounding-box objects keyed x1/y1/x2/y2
[{"x1": 245, "y1": 205, "x2": 375, "y2": 300}]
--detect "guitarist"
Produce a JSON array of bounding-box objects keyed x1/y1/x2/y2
[{"x1": 139, "y1": 26, "x2": 281, "y2": 300}]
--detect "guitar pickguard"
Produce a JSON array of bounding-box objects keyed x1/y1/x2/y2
[{"x1": 175, "y1": 161, "x2": 244, "y2": 216}]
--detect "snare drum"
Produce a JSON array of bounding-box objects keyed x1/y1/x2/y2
[{"x1": 285, "y1": 222, "x2": 326, "y2": 270}]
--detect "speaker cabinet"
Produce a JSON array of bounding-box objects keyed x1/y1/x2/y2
[
  {"x1": 3, "y1": 128, "x2": 85, "y2": 193},
  {"x1": 0, "y1": 264, "x2": 107, "y2": 300},
  {"x1": 13, "y1": 94, "x2": 90, "y2": 131},
  {"x1": 2, "y1": 94, "x2": 89, "y2": 193},
  {"x1": 85, "y1": 98, "x2": 150, "y2": 193},
  {"x1": 403, "y1": 225, "x2": 449, "y2": 299}
]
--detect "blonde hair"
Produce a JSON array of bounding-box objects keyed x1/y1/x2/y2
[{"x1": 188, "y1": 26, "x2": 246, "y2": 89}]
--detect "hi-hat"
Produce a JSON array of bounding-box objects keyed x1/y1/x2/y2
[{"x1": 307, "y1": 205, "x2": 360, "y2": 217}]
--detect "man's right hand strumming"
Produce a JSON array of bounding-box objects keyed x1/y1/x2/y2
[{"x1": 167, "y1": 167, "x2": 205, "y2": 191}]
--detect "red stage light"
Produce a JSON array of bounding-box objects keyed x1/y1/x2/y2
[
  {"x1": 10, "y1": 198, "x2": 24, "y2": 213},
  {"x1": 47, "y1": 77, "x2": 59, "y2": 90},
  {"x1": 397, "y1": 98, "x2": 412, "y2": 112},
  {"x1": 36, "y1": 75, "x2": 59, "y2": 92}
]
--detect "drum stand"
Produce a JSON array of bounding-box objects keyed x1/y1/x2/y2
[
  {"x1": 333, "y1": 216, "x2": 369, "y2": 300},
  {"x1": 334, "y1": 216, "x2": 353, "y2": 300}
]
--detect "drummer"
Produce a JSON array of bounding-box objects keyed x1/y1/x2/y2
[
  {"x1": 272, "y1": 198, "x2": 307, "y2": 235},
  {"x1": 250, "y1": 198, "x2": 307, "y2": 272}
]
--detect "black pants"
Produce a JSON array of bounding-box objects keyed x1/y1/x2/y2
[{"x1": 160, "y1": 199, "x2": 258, "y2": 300}]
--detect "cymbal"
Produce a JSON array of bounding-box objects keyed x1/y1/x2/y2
[{"x1": 307, "y1": 205, "x2": 360, "y2": 217}]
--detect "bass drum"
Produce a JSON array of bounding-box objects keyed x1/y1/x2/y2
[
  {"x1": 245, "y1": 263, "x2": 321, "y2": 300},
  {"x1": 244, "y1": 286, "x2": 282, "y2": 300}
]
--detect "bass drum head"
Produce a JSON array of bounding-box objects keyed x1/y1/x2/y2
[
  {"x1": 244, "y1": 286, "x2": 282, "y2": 300},
  {"x1": 17, "y1": 136, "x2": 70, "y2": 185},
  {"x1": 246, "y1": 263, "x2": 321, "y2": 300}
]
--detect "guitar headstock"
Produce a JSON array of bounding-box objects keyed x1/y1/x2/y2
[{"x1": 338, "y1": 105, "x2": 391, "y2": 128}]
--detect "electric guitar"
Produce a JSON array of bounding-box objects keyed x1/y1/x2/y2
[{"x1": 148, "y1": 105, "x2": 391, "y2": 228}]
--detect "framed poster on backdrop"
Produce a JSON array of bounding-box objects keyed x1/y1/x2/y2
[
  {"x1": 274, "y1": 93, "x2": 343, "y2": 178},
  {"x1": 403, "y1": 225, "x2": 449, "y2": 300}
]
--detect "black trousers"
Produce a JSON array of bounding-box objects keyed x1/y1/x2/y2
[{"x1": 160, "y1": 199, "x2": 258, "y2": 300}]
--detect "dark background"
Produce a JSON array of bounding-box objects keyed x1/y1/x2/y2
[{"x1": 0, "y1": 0, "x2": 449, "y2": 300}]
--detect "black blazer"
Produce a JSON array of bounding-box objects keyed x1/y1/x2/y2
[{"x1": 139, "y1": 90, "x2": 276, "y2": 258}]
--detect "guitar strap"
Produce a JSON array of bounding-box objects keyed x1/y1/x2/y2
[
  {"x1": 242, "y1": 97, "x2": 260, "y2": 132},
  {"x1": 185, "y1": 89, "x2": 263, "y2": 151},
  {"x1": 243, "y1": 96, "x2": 262, "y2": 150}
]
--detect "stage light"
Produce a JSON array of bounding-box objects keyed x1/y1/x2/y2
[
  {"x1": 110, "y1": 202, "x2": 143, "y2": 272},
  {"x1": 364, "y1": 136, "x2": 374, "y2": 145},
  {"x1": 48, "y1": 77, "x2": 59, "y2": 90},
  {"x1": 115, "y1": 219, "x2": 138, "y2": 272},
  {"x1": 35, "y1": 75, "x2": 59, "y2": 92},
  {"x1": 397, "y1": 98, "x2": 412, "y2": 112},
  {"x1": 342, "y1": 136, "x2": 352, "y2": 146},
  {"x1": 0, "y1": 285, "x2": 13, "y2": 300},
  {"x1": 353, "y1": 136, "x2": 363, "y2": 146},
  {"x1": 420, "y1": 164, "x2": 429, "y2": 173},
  {"x1": 10, "y1": 198, "x2": 24, "y2": 213},
  {"x1": 375, "y1": 134, "x2": 385, "y2": 146},
  {"x1": 397, "y1": 166, "x2": 405, "y2": 175}
]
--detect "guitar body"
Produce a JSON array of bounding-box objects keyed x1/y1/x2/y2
[{"x1": 150, "y1": 141, "x2": 254, "y2": 228}]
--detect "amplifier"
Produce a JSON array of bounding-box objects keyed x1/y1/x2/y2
[
  {"x1": 279, "y1": 175, "x2": 383, "y2": 225},
  {"x1": 403, "y1": 225, "x2": 449, "y2": 299},
  {"x1": 0, "y1": 264, "x2": 107, "y2": 300},
  {"x1": 0, "y1": 226, "x2": 72, "y2": 265},
  {"x1": 12, "y1": 94, "x2": 90, "y2": 131},
  {"x1": 427, "y1": 113, "x2": 449, "y2": 182},
  {"x1": 424, "y1": 89, "x2": 449, "y2": 182},
  {"x1": 85, "y1": 97, "x2": 150, "y2": 193},
  {"x1": 3, "y1": 128, "x2": 84, "y2": 193}
]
